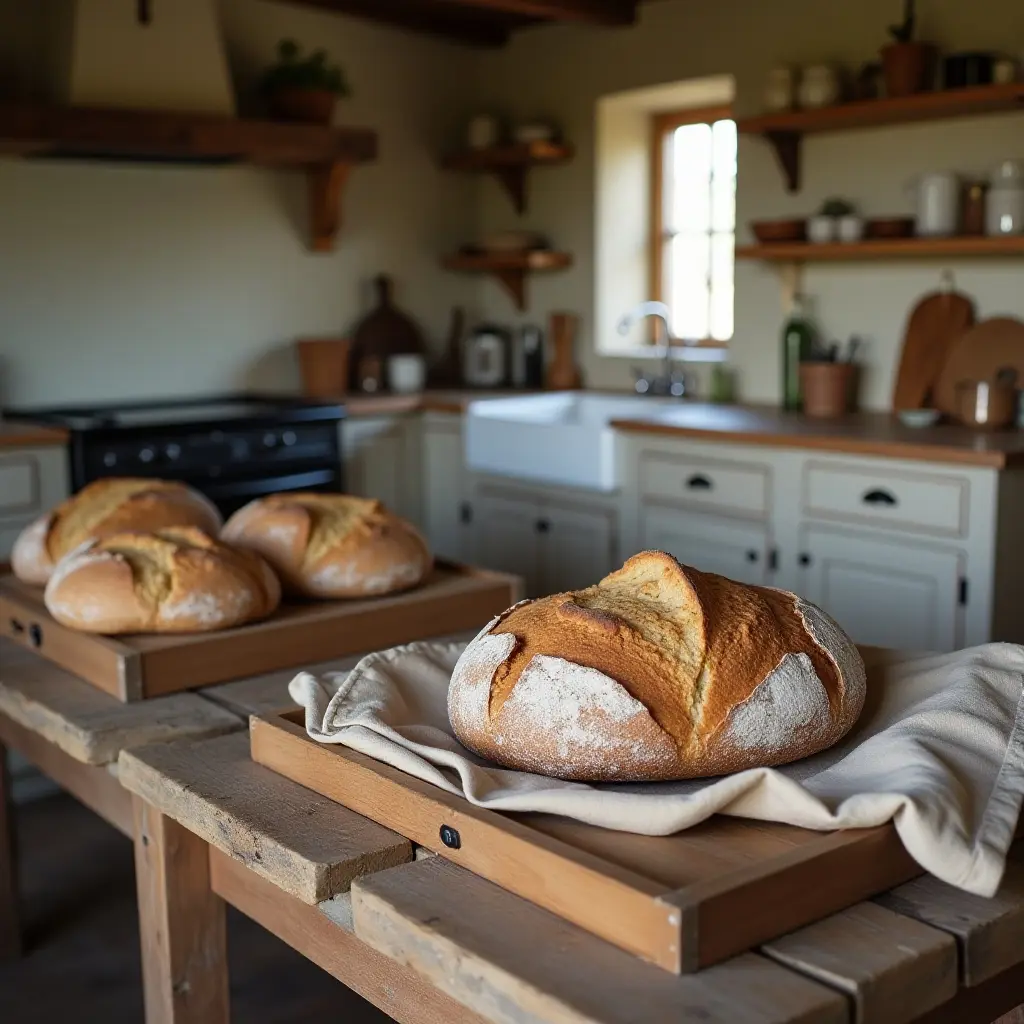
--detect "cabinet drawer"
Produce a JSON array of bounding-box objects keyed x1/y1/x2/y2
[
  {"x1": 640, "y1": 454, "x2": 769, "y2": 518},
  {"x1": 802, "y1": 462, "x2": 968, "y2": 536},
  {"x1": 0, "y1": 523, "x2": 24, "y2": 562},
  {"x1": 0, "y1": 457, "x2": 40, "y2": 518}
]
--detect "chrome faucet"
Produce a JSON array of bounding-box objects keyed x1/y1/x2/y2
[{"x1": 617, "y1": 302, "x2": 687, "y2": 398}]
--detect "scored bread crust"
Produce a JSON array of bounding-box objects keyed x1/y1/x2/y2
[
  {"x1": 221, "y1": 492, "x2": 432, "y2": 599},
  {"x1": 448, "y1": 551, "x2": 865, "y2": 782},
  {"x1": 43, "y1": 526, "x2": 281, "y2": 635},
  {"x1": 11, "y1": 478, "x2": 222, "y2": 586}
]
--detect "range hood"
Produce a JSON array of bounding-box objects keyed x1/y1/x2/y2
[{"x1": 47, "y1": 0, "x2": 236, "y2": 115}]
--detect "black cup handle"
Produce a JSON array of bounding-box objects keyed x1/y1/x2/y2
[
  {"x1": 862, "y1": 488, "x2": 898, "y2": 507},
  {"x1": 686, "y1": 474, "x2": 713, "y2": 491}
]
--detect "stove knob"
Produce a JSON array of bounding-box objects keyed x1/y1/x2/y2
[
  {"x1": 282, "y1": 430, "x2": 297, "y2": 447},
  {"x1": 138, "y1": 447, "x2": 156, "y2": 464},
  {"x1": 103, "y1": 451, "x2": 118, "y2": 468},
  {"x1": 164, "y1": 443, "x2": 182, "y2": 462},
  {"x1": 262, "y1": 432, "x2": 278, "y2": 449}
]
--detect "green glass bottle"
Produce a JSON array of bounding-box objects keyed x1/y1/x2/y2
[{"x1": 782, "y1": 294, "x2": 815, "y2": 411}]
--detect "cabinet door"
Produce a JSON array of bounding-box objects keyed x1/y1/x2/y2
[
  {"x1": 641, "y1": 504, "x2": 771, "y2": 586},
  {"x1": 343, "y1": 418, "x2": 406, "y2": 513},
  {"x1": 422, "y1": 419, "x2": 469, "y2": 562},
  {"x1": 541, "y1": 502, "x2": 617, "y2": 594},
  {"x1": 472, "y1": 492, "x2": 541, "y2": 597},
  {"x1": 798, "y1": 526, "x2": 962, "y2": 652}
]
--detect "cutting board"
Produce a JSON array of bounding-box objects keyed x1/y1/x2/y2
[
  {"x1": 252, "y1": 709, "x2": 920, "y2": 975},
  {"x1": 892, "y1": 289, "x2": 975, "y2": 410},
  {"x1": 933, "y1": 317, "x2": 1024, "y2": 417},
  {"x1": 353, "y1": 275, "x2": 425, "y2": 360}
]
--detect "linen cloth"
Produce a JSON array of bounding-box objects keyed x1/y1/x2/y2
[{"x1": 289, "y1": 640, "x2": 1024, "y2": 896}]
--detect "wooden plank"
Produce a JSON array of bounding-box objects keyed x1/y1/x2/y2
[
  {"x1": 875, "y1": 861, "x2": 1024, "y2": 986},
  {"x1": 429, "y1": 0, "x2": 636, "y2": 24},
  {"x1": 912, "y1": 960, "x2": 1024, "y2": 1024},
  {"x1": 0, "y1": 640, "x2": 241, "y2": 764},
  {"x1": 119, "y1": 731, "x2": 412, "y2": 903},
  {"x1": 0, "y1": 711, "x2": 132, "y2": 836},
  {"x1": 443, "y1": 141, "x2": 575, "y2": 171},
  {"x1": 0, "y1": 740, "x2": 20, "y2": 960},
  {"x1": 736, "y1": 237, "x2": 1024, "y2": 262},
  {"x1": 210, "y1": 848, "x2": 486, "y2": 1024},
  {"x1": 761, "y1": 902, "x2": 956, "y2": 1024},
  {"x1": 133, "y1": 798, "x2": 229, "y2": 1024},
  {"x1": 352, "y1": 857, "x2": 848, "y2": 1024}
]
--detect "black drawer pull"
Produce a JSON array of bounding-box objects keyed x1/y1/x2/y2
[
  {"x1": 685, "y1": 474, "x2": 713, "y2": 491},
  {"x1": 29, "y1": 623, "x2": 43, "y2": 648},
  {"x1": 439, "y1": 824, "x2": 461, "y2": 850},
  {"x1": 798, "y1": 553, "x2": 812, "y2": 567},
  {"x1": 746, "y1": 550, "x2": 759, "y2": 563},
  {"x1": 862, "y1": 488, "x2": 898, "y2": 507},
  {"x1": 536, "y1": 519, "x2": 551, "y2": 534}
]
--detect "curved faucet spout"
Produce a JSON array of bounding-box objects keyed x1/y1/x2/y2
[{"x1": 617, "y1": 301, "x2": 673, "y2": 341}]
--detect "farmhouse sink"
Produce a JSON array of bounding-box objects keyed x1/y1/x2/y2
[{"x1": 465, "y1": 392, "x2": 675, "y2": 491}]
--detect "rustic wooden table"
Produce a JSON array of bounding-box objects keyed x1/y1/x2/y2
[{"x1": 5, "y1": 639, "x2": 1024, "y2": 1024}]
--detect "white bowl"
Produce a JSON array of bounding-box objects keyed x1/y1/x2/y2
[{"x1": 897, "y1": 408, "x2": 942, "y2": 428}]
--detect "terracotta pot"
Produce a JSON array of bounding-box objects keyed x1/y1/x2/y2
[
  {"x1": 295, "y1": 338, "x2": 350, "y2": 397},
  {"x1": 799, "y1": 362, "x2": 858, "y2": 418},
  {"x1": 268, "y1": 87, "x2": 337, "y2": 125},
  {"x1": 881, "y1": 43, "x2": 936, "y2": 97}
]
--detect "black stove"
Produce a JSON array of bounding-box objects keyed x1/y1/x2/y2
[{"x1": 4, "y1": 394, "x2": 346, "y2": 516}]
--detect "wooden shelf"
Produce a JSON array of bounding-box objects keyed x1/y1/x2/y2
[
  {"x1": 736, "y1": 236, "x2": 1024, "y2": 262},
  {"x1": 442, "y1": 250, "x2": 573, "y2": 309},
  {"x1": 737, "y1": 82, "x2": 1024, "y2": 192},
  {"x1": 442, "y1": 141, "x2": 574, "y2": 214},
  {"x1": 0, "y1": 101, "x2": 378, "y2": 251}
]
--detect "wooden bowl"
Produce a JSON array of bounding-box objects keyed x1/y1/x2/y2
[
  {"x1": 751, "y1": 219, "x2": 807, "y2": 244},
  {"x1": 865, "y1": 216, "x2": 915, "y2": 239}
]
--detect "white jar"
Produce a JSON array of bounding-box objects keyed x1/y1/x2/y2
[
  {"x1": 387, "y1": 354, "x2": 427, "y2": 394},
  {"x1": 798, "y1": 65, "x2": 840, "y2": 109},
  {"x1": 837, "y1": 214, "x2": 865, "y2": 243},
  {"x1": 764, "y1": 68, "x2": 795, "y2": 112},
  {"x1": 986, "y1": 160, "x2": 1024, "y2": 236},
  {"x1": 807, "y1": 215, "x2": 837, "y2": 243},
  {"x1": 913, "y1": 172, "x2": 961, "y2": 237}
]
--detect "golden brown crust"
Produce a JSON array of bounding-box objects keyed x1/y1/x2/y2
[
  {"x1": 222, "y1": 492, "x2": 432, "y2": 599},
  {"x1": 449, "y1": 551, "x2": 865, "y2": 782},
  {"x1": 44, "y1": 526, "x2": 280, "y2": 635},
  {"x1": 11, "y1": 478, "x2": 222, "y2": 585}
]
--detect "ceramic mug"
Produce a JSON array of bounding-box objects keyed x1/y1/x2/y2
[{"x1": 388, "y1": 354, "x2": 427, "y2": 394}]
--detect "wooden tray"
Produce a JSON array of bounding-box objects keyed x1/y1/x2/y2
[
  {"x1": 0, "y1": 563, "x2": 520, "y2": 702},
  {"x1": 250, "y1": 709, "x2": 921, "y2": 975}
]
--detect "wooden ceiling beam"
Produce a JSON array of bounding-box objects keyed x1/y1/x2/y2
[{"x1": 429, "y1": 0, "x2": 636, "y2": 25}]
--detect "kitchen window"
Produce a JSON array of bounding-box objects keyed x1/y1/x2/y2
[{"x1": 650, "y1": 107, "x2": 736, "y2": 346}]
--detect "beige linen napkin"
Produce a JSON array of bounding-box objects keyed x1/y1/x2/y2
[{"x1": 289, "y1": 640, "x2": 1024, "y2": 896}]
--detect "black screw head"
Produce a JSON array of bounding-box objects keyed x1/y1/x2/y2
[
  {"x1": 29, "y1": 624, "x2": 43, "y2": 648},
  {"x1": 439, "y1": 824, "x2": 461, "y2": 850}
]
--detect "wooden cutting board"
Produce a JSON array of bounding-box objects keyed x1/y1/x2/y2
[
  {"x1": 353, "y1": 275, "x2": 425, "y2": 360},
  {"x1": 892, "y1": 289, "x2": 975, "y2": 410},
  {"x1": 933, "y1": 317, "x2": 1024, "y2": 417}
]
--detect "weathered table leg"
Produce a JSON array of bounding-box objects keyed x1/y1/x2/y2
[
  {"x1": 132, "y1": 795, "x2": 229, "y2": 1024},
  {"x1": 0, "y1": 741, "x2": 21, "y2": 960}
]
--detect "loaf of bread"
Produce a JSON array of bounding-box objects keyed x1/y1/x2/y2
[
  {"x1": 44, "y1": 526, "x2": 280, "y2": 634},
  {"x1": 448, "y1": 551, "x2": 865, "y2": 782},
  {"x1": 221, "y1": 493, "x2": 431, "y2": 599},
  {"x1": 11, "y1": 478, "x2": 222, "y2": 586}
]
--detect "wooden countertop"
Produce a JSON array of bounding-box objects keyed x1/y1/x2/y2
[
  {"x1": 0, "y1": 421, "x2": 68, "y2": 448},
  {"x1": 342, "y1": 389, "x2": 541, "y2": 417},
  {"x1": 611, "y1": 403, "x2": 1024, "y2": 469}
]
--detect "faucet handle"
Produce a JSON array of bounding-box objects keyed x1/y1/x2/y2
[{"x1": 632, "y1": 366, "x2": 652, "y2": 395}]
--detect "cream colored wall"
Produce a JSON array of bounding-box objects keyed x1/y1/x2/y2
[
  {"x1": 0, "y1": 0, "x2": 477, "y2": 406},
  {"x1": 468, "y1": 0, "x2": 1024, "y2": 409}
]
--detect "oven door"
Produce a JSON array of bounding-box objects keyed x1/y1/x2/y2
[{"x1": 195, "y1": 468, "x2": 342, "y2": 517}]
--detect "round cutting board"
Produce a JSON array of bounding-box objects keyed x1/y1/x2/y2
[{"x1": 933, "y1": 317, "x2": 1024, "y2": 416}]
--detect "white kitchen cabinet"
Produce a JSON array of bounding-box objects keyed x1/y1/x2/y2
[
  {"x1": 0, "y1": 445, "x2": 70, "y2": 563},
  {"x1": 421, "y1": 413, "x2": 471, "y2": 563},
  {"x1": 798, "y1": 525, "x2": 963, "y2": 652},
  {"x1": 472, "y1": 490, "x2": 542, "y2": 595},
  {"x1": 641, "y1": 504, "x2": 772, "y2": 586},
  {"x1": 342, "y1": 416, "x2": 421, "y2": 526},
  {"x1": 542, "y1": 502, "x2": 617, "y2": 594}
]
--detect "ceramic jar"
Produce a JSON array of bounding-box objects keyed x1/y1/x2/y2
[
  {"x1": 836, "y1": 215, "x2": 865, "y2": 243},
  {"x1": 913, "y1": 172, "x2": 961, "y2": 236},
  {"x1": 807, "y1": 215, "x2": 837, "y2": 244},
  {"x1": 763, "y1": 68, "x2": 795, "y2": 112},
  {"x1": 986, "y1": 160, "x2": 1024, "y2": 236},
  {"x1": 798, "y1": 65, "x2": 840, "y2": 109}
]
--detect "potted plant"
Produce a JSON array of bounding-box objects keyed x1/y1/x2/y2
[
  {"x1": 808, "y1": 198, "x2": 862, "y2": 244},
  {"x1": 881, "y1": 0, "x2": 936, "y2": 97},
  {"x1": 262, "y1": 39, "x2": 351, "y2": 125}
]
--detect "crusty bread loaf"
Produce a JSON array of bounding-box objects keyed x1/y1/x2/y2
[
  {"x1": 44, "y1": 527, "x2": 280, "y2": 635},
  {"x1": 12, "y1": 478, "x2": 222, "y2": 586},
  {"x1": 221, "y1": 492, "x2": 431, "y2": 599},
  {"x1": 448, "y1": 551, "x2": 865, "y2": 782}
]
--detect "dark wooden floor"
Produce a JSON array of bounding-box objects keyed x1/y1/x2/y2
[{"x1": 1, "y1": 792, "x2": 389, "y2": 1022}]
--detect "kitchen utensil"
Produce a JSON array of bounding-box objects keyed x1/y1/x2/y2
[
  {"x1": 799, "y1": 362, "x2": 858, "y2": 418},
  {"x1": 467, "y1": 114, "x2": 500, "y2": 150},
  {"x1": 986, "y1": 160, "x2": 1024, "y2": 236},
  {"x1": 751, "y1": 218, "x2": 806, "y2": 244},
  {"x1": 511, "y1": 325, "x2": 545, "y2": 389},
  {"x1": 912, "y1": 172, "x2": 961, "y2": 236},
  {"x1": 933, "y1": 316, "x2": 1024, "y2": 416},
  {"x1": 388, "y1": 353, "x2": 426, "y2": 394},
  {"x1": 963, "y1": 182, "x2": 988, "y2": 235},
  {"x1": 546, "y1": 312, "x2": 582, "y2": 390},
  {"x1": 865, "y1": 216, "x2": 915, "y2": 239},
  {"x1": 430, "y1": 307, "x2": 464, "y2": 386},
  {"x1": 295, "y1": 337, "x2": 350, "y2": 397},
  {"x1": 891, "y1": 280, "x2": 976, "y2": 410},
  {"x1": 763, "y1": 67, "x2": 795, "y2": 112},
  {"x1": 898, "y1": 408, "x2": 942, "y2": 428},
  {"x1": 352, "y1": 275, "x2": 425, "y2": 381},
  {"x1": 954, "y1": 380, "x2": 1017, "y2": 429},
  {"x1": 798, "y1": 65, "x2": 840, "y2": 108},
  {"x1": 943, "y1": 52, "x2": 995, "y2": 88},
  {"x1": 463, "y1": 325, "x2": 510, "y2": 388}
]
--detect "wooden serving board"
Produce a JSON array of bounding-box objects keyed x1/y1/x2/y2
[
  {"x1": 250, "y1": 710, "x2": 922, "y2": 976},
  {"x1": 0, "y1": 563, "x2": 520, "y2": 703}
]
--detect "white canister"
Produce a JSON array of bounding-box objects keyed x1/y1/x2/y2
[
  {"x1": 467, "y1": 115, "x2": 500, "y2": 150},
  {"x1": 798, "y1": 65, "x2": 840, "y2": 109},
  {"x1": 763, "y1": 68, "x2": 795, "y2": 112},
  {"x1": 837, "y1": 215, "x2": 865, "y2": 243},
  {"x1": 387, "y1": 354, "x2": 427, "y2": 394},
  {"x1": 807, "y1": 215, "x2": 837, "y2": 244},
  {"x1": 913, "y1": 172, "x2": 961, "y2": 237},
  {"x1": 986, "y1": 160, "x2": 1024, "y2": 236}
]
